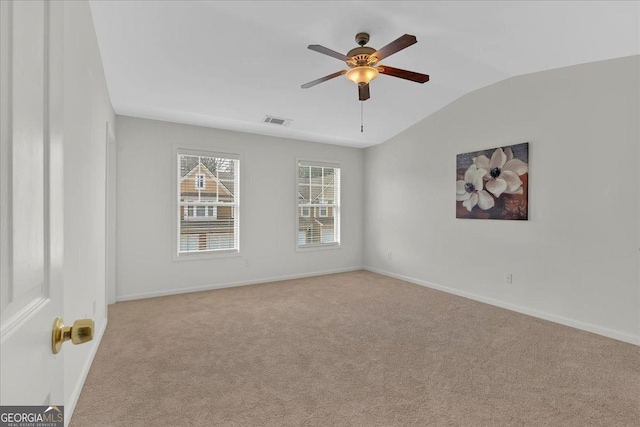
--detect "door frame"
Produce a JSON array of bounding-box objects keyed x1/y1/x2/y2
[{"x1": 105, "y1": 121, "x2": 116, "y2": 306}]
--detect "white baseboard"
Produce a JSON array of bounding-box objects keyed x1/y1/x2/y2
[
  {"x1": 116, "y1": 266, "x2": 364, "y2": 302},
  {"x1": 64, "y1": 317, "x2": 108, "y2": 427},
  {"x1": 364, "y1": 266, "x2": 640, "y2": 347}
]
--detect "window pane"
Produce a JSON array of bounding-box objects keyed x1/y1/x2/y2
[
  {"x1": 218, "y1": 180, "x2": 235, "y2": 200},
  {"x1": 217, "y1": 206, "x2": 233, "y2": 219},
  {"x1": 216, "y1": 158, "x2": 235, "y2": 174},
  {"x1": 298, "y1": 165, "x2": 310, "y2": 181},
  {"x1": 309, "y1": 186, "x2": 324, "y2": 203},
  {"x1": 323, "y1": 168, "x2": 335, "y2": 183},
  {"x1": 178, "y1": 153, "x2": 239, "y2": 254},
  {"x1": 206, "y1": 233, "x2": 234, "y2": 250},
  {"x1": 297, "y1": 161, "x2": 340, "y2": 247},
  {"x1": 180, "y1": 235, "x2": 199, "y2": 252},
  {"x1": 310, "y1": 166, "x2": 322, "y2": 179},
  {"x1": 298, "y1": 185, "x2": 310, "y2": 202}
]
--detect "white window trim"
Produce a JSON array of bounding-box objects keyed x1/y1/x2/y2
[
  {"x1": 195, "y1": 173, "x2": 205, "y2": 190},
  {"x1": 295, "y1": 157, "x2": 341, "y2": 252},
  {"x1": 173, "y1": 145, "x2": 243, "y2": 261}
]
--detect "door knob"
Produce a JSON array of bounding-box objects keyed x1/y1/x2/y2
[{"x1": 51, "y1": 317, "x2": 95, "y2": 354}]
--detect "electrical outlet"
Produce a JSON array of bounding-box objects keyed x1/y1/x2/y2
[
  {"x1": 245, "y1": 259, "x2": 250, "y2": 267},
  {"x1": 504, "y1": 273, "x2": 513, "y2": 284},
  {"x1": 387, "y1": 252, "x2": 392, "y2": 260}
]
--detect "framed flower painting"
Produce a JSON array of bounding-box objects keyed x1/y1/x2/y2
[{"x1": 456, "y1": 142, "x2": 529, "y2": 220}]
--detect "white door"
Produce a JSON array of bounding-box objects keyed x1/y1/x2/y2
[{"x1": 1, "y1": 0, "x2": 65, "y2": 407}]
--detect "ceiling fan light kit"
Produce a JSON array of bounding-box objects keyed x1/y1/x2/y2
[
  {"x1": 345, "y1": 66, "x2": 379, "y2": 85},
  {"x1": 302, "y1": 32, "x2": 430, "y2": 102}
]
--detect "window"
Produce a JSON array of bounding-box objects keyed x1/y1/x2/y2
[
  {"x1": 297, "y1": 160, "x2": 340, "y2": 248},
  {"x1": 195, "y1": 174, "x2": 205, "y2": 189},
  {"x1": 178, "y1": 151, "x2": 239, "y2": 255}
]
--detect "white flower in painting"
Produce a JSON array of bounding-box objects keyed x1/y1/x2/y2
[
  {"x1": 456, "y1": 165, "x2": 495, "y2": 211},
  {"x1": 474, "y1": 147, "x2": 528, "y2": 197}
]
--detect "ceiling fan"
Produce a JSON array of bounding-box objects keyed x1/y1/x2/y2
[{"x1": 301, "y1": 32, "x2": 430, "y2": 101}]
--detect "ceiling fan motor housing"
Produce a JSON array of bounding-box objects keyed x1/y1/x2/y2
[{"x1": 346, "y1": 47, "x2": 377, "y2": 67}]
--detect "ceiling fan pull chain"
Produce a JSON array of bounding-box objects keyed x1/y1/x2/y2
[{"x1": 360, "y1": 101, "x2": 364, "y2": 133}]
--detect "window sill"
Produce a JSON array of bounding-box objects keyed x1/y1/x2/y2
[
  {"x1": 296, "y1": 243, "x2": 342, "y2": 253},
  {"x1": 173, "y1": 250, "x2": 242, "y2": 262}
]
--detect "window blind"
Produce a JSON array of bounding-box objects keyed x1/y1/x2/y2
[
  {"x1": 297, "y1": 161, "x2": 340, "y2": 247},
  {"x1": 177, "y1": 152, "x2": 239, "y2": 254}
]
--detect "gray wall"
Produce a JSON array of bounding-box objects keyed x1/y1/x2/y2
[
  {"x1": 115, "y1": 116, "x2": 364, "y2": 300},
  {"x1": 114, "y1": 56, "x2": 639, "y2": 345},
  {"x1": 364, "y1": 56, "x2": 640, "y2": 344}
]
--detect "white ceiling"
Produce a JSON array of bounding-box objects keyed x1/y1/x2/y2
[{"x1": 89, "y1": 1, "x2": 639, "y2": 148}]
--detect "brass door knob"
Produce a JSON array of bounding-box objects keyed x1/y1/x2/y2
[{"x1": 52, "y1": 317, "x2": 95, "y2": 354}]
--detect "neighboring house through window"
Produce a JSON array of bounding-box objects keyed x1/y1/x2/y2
[
  {"x1": 297, "y1": 160, "x2": 340, "y2": 248},
  {"x1": 177, "y1": 150, "x2": 240, "y2": 255}
]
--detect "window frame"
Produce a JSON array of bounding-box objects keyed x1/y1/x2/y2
[
  {"x1": 174, "y1": 146, "x2": 243, "y2": 261},
  {"x1": 295, "y1": 158, "x2": 341, "y2": 252},
  {"x1": 194, "y1": 173, "x2": 205, "y2": 190}
]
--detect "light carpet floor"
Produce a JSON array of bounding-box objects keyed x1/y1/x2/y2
[{"x1": 71, "y1": 270, "x2": 640, "y2": 426}]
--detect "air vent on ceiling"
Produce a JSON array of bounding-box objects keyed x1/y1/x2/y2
[{"x1": 263, "y1": 115, "x2": 292, "y2": 127}]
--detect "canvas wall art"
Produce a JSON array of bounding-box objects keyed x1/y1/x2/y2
[{"x1": 456, "y1": 142, "x2": 529, "y2": 220}]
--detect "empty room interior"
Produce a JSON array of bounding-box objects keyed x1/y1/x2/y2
[{"x1": 1, "y1": 1, "x2": 639, "y2": 426}]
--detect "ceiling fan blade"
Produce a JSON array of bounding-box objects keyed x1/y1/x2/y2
[
  {"x1": 370, "y1": 34, "x2": 417, "y2": 62},
  {"x1": 301, "y1": 70, "x2": 347, "y2": 89},
  {"x1": 307, "y1": 44, "x2": 351, "y2": 62},
  {"x1": 378, "y1": 65, "x2": 430, "y2": 83},
  {"x1": 358, "y1": 84, "x2": 370, "y2": 101}
]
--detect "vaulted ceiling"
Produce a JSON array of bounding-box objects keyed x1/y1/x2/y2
[{"x1": 89, "y1": 1, "x2": 639, "y2": 148}]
